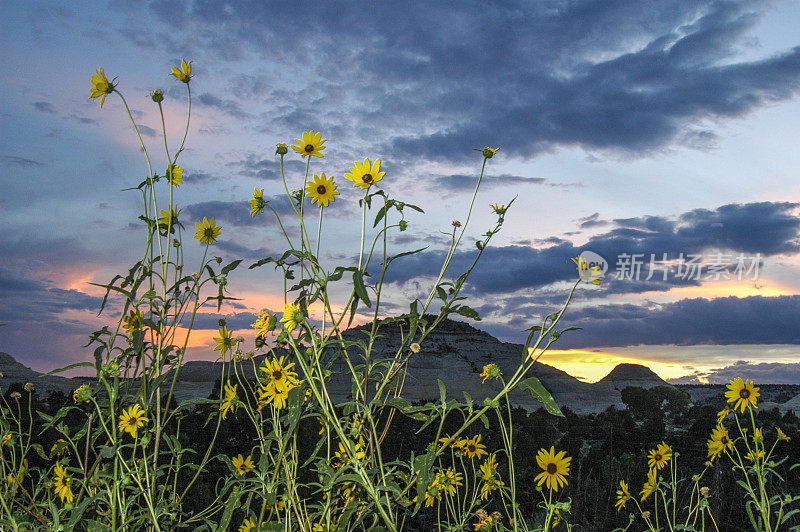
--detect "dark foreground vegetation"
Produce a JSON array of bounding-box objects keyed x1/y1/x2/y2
[{"x1": 6, "y1": 381, "x2": 799, "y2": 531}]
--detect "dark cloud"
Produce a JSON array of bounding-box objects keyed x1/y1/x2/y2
[
  {"x1": 4, "y1": 155, "x2": 44, "y2": 167},
  {"x1": 184, "y1": 310, "x2": 259, "y2": 331},
  {"x1": 232, "y1": 155, "x2": 307, "y2": 181},
  {"x1": 432, "y1": 173, "x2": 545, "y2": 192},
  {"x1": 668, "y1": 361, "x2": 800, "y2": 385},
  {"x1": 137, "y1": 124, "x2": 158, "y2": 138},
  {"x1": 384, "y1": 201, "x2": 800, "y2": 295},
  {"x1": 578, "y1": 212, "x2": 609, "y2": 229},
  {"x1": 196, "y1": 93, "x2": 252, "y2": 120},
  {"x1": 183, "y1": 171, "x2": 217, "y2": 184},
  {"x1": 127, "y1": 1, "x2": 800, "y2": 161},
  {"x1": 32, "y1": 101, "x2": 57, "y2": 114},
  {"x1": 0, "y1": 269, "x2": 102, "y2": 324},
  {"x1": 66, "y1": 114, "x2": 98, "y2": 125},
  {"x1": 557, "y1": 295, "x2": 800, "y2": 349},
  {"x1": 184, "y1": 197, "x2": 296, "y2": 227}
]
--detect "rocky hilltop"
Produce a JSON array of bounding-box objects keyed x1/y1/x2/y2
[{"x1": 2, "y1": 318, "x2": 677, "y2": 414}]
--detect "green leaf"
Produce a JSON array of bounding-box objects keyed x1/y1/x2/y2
[
  {"x1": 373, "y1": 204, "x2": 388, "y2": 228},
  {"x1": 218, "y1": 490, "x2": 242, "y2": 531},
  {"x1": 45, "y1": 361, "x2": 95, "y2": 376},
  {"x1": 438, "y1": 379, "x2": 446, "y2": 404},
  {"x1": 387, "y1": 246, "x2": 428, "y2": 265},
  {"x1": 353, "y1": 270, "x2": 371, "y2": 308},
  {"x1": 413, "y1": 453, "x2": 435, "y2": 513},
  {"x1": 436, "y1": 285, "x2": 447, "y2": 302},
  {"x1": 453, "y1": 305, "x2": 480, "y2": 320},
  {"x1": 520, "y1": 376, "x2": 564, "y2": 417},
  {"x1": 408, "y1": 300, "x2": 420, "y2": 339},
  {"x1": 220, "y1": 259, "x2": 242, "y2": 275}
]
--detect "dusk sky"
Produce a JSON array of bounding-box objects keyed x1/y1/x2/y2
[{"x1": 2, "y1": 1, "x2": 800, "y2": 384}]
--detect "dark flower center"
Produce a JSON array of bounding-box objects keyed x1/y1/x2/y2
[
  {"x1": 467, "y1": 444, "x2": 476, "y2": 453},
  {"x1": 273, "y1": 370, "x2": 283, "y2": 380},
  {"x1": 305, "y1": 144, "x2": 314, "y2": 153},
  {"x1": 740, "y1": 389, "x2": 750, "y2": 399},
  {"x1": 654, "y1": 454, "x2": 662, "y2": 461},
  {"x1": 362, "y1": 173, "x2": 373, "y2": 183},
  {"x1": 547, "y1": 463, "x2": 558, "y2": 474},
  {"x1": 204, "y1": 228, "x2": 215, "y2": 238},
  {"x1": 316, "y1": 185, "x2": 327, "y2": 194},
  {"x1": 721, "y1": 436, "x2": 729, "y2": 444}
]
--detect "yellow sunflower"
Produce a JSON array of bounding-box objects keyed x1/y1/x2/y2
[
  {"x1": 462, "y1": 434, "x2": 489, "y2": 460},
  {"x1": 437, "y1": 468, "x2": 463, "y2": 497},
  {"x1": 344, "y1": 158, "x2": 386, "y2": 189},
  {"x1": 220, "y1": 380, "x2": 239, "y2": 420},
  {"x1": 752, "y1": 428, "x2": 763, "y2": 444},
  {"x1": 260, "y1": 356, "x2": 300, "y2": 393},
  {"x1": 213, "y1": 326, "x2": 235, "y2": 357},
  {"x1": 480, "y1": 364, "x2": 501, "y2": 383},
  {"x1": 716, "y1": 406, "x2": 731, "y2": 424},
  {"x1": 72, "y1": 384, "x2": 91, "y2": 404},
  {"x1": 170, "y1": 59, "x2": 192, "y2": 83},
  {"x1": 438, "y1": 434, "x2": 466, "y2": 450},
  {"x1": 777, "y1": 427, "x2": 791, "y2": 441},
  {"x1": 89, "y1": 68, "x2": 115, "y2": 107},
  {"x1": 238, "y1": 517, "x2": 256, "y2": 532},
  {"x1": 571, "y1": 255, "x2": 603, "y2": 285},
  {"x1": 121, "y1": 309, "x2": 144, "y2": 336},
  {"x1": 640, "y1": 468, "x2": 657, "y2": 502},
  {"x1": 534, "y1": 446, "x2": 571, "y2": 492},
  {"x1": 291, "y1": 130, "x2": 326, "y2": 158},
  {"x1": 305, "y1": 173, "x2": 339, "y2": 207},
  {"x1": 166, "y1": 164, "x2": 183, "y2": 186},
  {"x1": 257, "y1": 385, "x2": 290, "y2": 411},
  {"x1": 249, "y1": 187, "x2": 266, "y2": 217},
  {"x1": 745, "y1": 449, "x2": 765, "y2": 462},
  {"x1": 252, "y1": 310, "x2": 276, "y2": 337},
  {"x1": 50, "y1": 438, "x2": 70, "y2": 457},
  {"x1": 194, "y1": 217, "x2": 222, "y2": 244},
  {"x1": 707, "y1": 424, "x2": 733, "y2": 461},
  {"x1": 423, "y1": 482, "x2": 441, "y2": 507},
  {"x1": 280, "y1": 302, "x2": 304, "y2": 332},
  {"x1": 118, "y1": 404, "x2": 149, "y2": 438},
  {"x1": 158, "y1": 206, "x2": 182, "y2": 235},
  {"x1": 615, "y1": 480, "x2": 630, "y2": 511},
  {"x1": 479, "y1": 454, "x2": 505, "y2": 500},
  {"x1": 647, "y1": 442, "x2": 672, "y2": 471},
  {"x1": 725, "y1": 378, "x2": 759, "y2": 413},
  {"x1": 53, "y1": 462, "x2": 73, "y2": 504},
  {"x1": 232, "y1": 453, "x2": 255, "y2": 476},
  {"x1": 333, "y1": 437, "x2": 367, "y2": 469}
]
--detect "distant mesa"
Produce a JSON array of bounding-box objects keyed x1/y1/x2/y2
[{"x1": 598, "y1": 363, "x2": 667, "y2": 389}]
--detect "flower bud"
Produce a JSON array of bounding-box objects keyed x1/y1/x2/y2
[
  {"x1": 410, "y1": 342, "x2": 421, "y2": 353},
  {"x1": 24, "y1": 383, "x2": 34, "y2": 392},
  {"x1": 275, "y1": 143, "x2": 288, "y2": 155},
  {"x1": 700, "y1": 486, "x2": 709, "y2": 497},
  {"x1": 149, "y1": 89, "x2": 164, "y2": 103},
  {"x1": 10, "y1": 392, "x2": 21, "y2": 400},
  {"x1": 482, "y1": 146, "x2": 499, "y2": 158}
]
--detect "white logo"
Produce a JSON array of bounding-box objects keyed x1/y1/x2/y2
[{"x1": 577, "y1": 251, "x2": 607, "y2": 282}]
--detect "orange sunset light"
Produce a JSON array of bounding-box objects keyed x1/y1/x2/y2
[
  {"x1": 626, "y1": 277, "x2": 798, "y2": 302},
  {"x1": 536, "y1": 349, "x2": 700, "y2": 383}
]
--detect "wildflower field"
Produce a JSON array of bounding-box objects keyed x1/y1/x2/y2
[{"x1": 2, "y1": 61, "x2": 799, "y2": 532}]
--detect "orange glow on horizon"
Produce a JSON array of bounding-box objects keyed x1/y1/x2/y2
[
  {"x1": 625, "y1": 278, "x2": 797, "y2": 301},
  {"x1": 535, "y1": 349, "x2": 703, "y2": 383}
]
